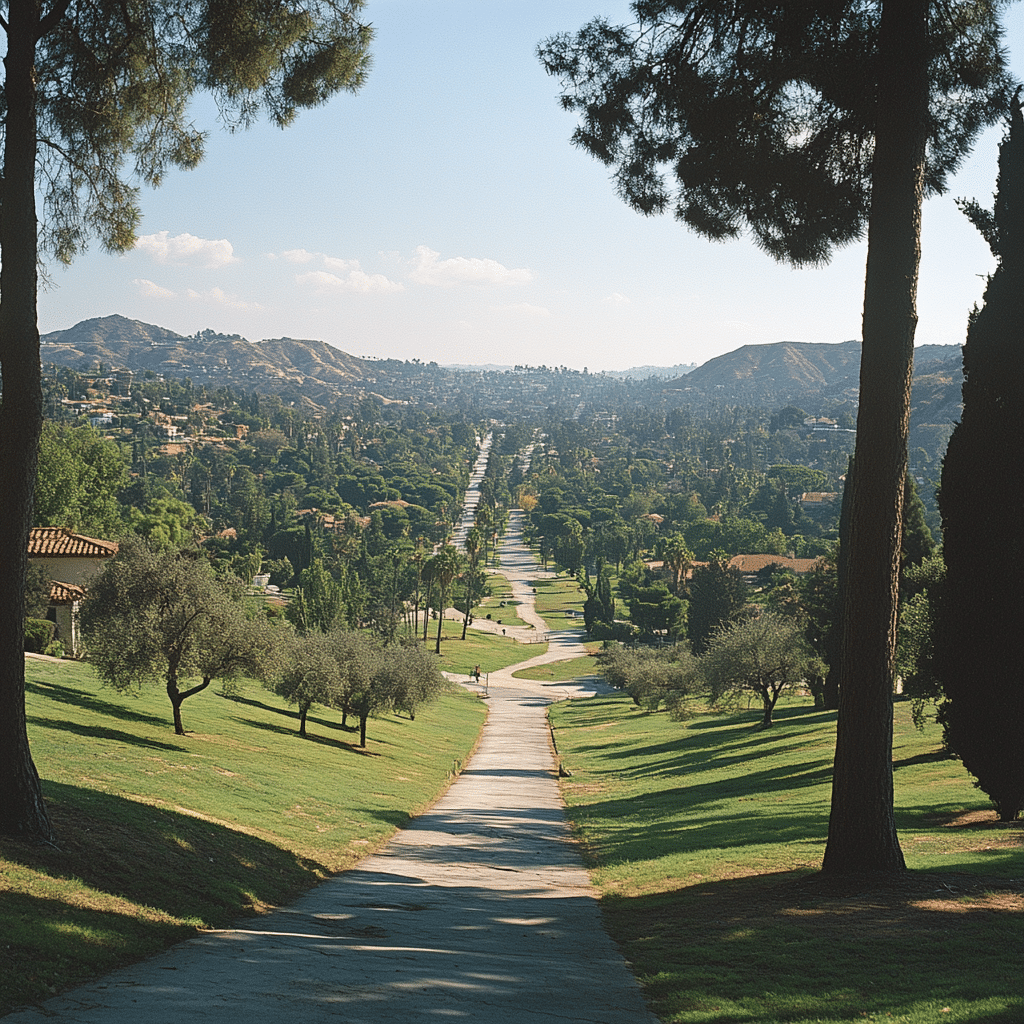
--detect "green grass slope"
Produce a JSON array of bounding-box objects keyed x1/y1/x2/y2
[
  {"x1": 1, "y1": 657, "x2": 485, "y2": 1014},
  {"x1": 549, "y1": 694, "x2": 1024, "y2": 1024}
]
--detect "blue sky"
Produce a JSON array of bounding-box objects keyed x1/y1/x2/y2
[{"x1": 38, "y1": 2, "x2": 1024, "y2": 372}]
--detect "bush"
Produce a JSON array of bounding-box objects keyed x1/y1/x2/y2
[
  {"x1": 589, "y1": 619, "x2": 635, "y2": 642},
  {"x1": 24, "y1": 618, "x2": 56, "y2": 653}
]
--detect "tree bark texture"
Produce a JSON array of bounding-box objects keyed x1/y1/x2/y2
[
  {"x1": 0, "y1": 0, "x2": 55, "y2": 842},
  {"x1": 823, "y1": 0, "x2": 929, "y2": 875}
]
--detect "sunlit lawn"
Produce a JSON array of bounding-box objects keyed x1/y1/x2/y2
[
  {"x1": 430, "y1": 617, "x2": 547, "y2": 674},
  {"x1": 532, "y1": 574, "x2": 587, "y2": 631},
  {"x1": 513, "y1": 646, "x2": 602, "y2": 681},
  {"x1": 550, "y1": 693, "x2": 1024, "y2": 1024},
  {"x1": 472, "y1": 572, "x2": 528, "y2": 628}
]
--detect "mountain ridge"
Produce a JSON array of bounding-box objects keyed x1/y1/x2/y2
[{"x1": 39, "y1": 315, "x2": 962, "y2": 417}]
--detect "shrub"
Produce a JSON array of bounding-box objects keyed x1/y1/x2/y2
[{"x1": 24, "y1": 618, "x2": 56, "y2": 653}]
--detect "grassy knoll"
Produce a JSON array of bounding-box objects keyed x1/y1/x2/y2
[
  {"x1": 429, "y1": 617, "x2": 547, "y2": 674},
  {"x1": 513, "y1": 645, "x2": 601, "y2": 682},
  {"x1": 473, "y1": 573, "x2": 528, "y2": 628},
  {"x1": 549, "y1": 693, "x2": 1024, "y2": 1024},
  {"x1": 1, "y1": 656, "x2": 485, "y2": 1015},
  {"x1": 532, "y1": 574, "x2": 586, "y2": 631}
]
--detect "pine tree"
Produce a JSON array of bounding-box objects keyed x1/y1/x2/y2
[
  {"x1": 541, "y1": 0, "x2": 1011, "y2": 875},
  {"x1": 936, "y1": 92, "x2": 1024, "y2": 821}
]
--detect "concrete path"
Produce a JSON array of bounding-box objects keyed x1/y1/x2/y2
[{"x1": 6, "y1": 511, "x2": 653, "y2": 1023}]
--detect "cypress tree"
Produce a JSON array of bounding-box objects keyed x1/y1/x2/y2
[{"x1": 936, "y1": 92, "x2": 1024, "y2": 821}]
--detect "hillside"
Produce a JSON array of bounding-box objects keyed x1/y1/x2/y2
[
  {"x1": 666, "y1": 338, "x2": 961, "y2": 421},
  {"x1": 38, "y1": 316, "x2": 963, "y2": 428},
  {"x1": 670, "y1": 339, "x2": 863, "y2": 404},
  {"x1": 40, "y1": 315, "x2": 372, "y2": 407}
]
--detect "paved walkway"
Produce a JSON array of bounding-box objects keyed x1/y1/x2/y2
[{"x1": 6, "y1": 511, "x2": 654, "y2": 1023}]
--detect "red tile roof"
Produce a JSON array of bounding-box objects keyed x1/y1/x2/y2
[
  {"x1": 28, "y1": 527, "x2": 118, "y2": 559},
  {"x1": 728, "y1": 554, "x2": 822, "y2": 574},
  {"x1": 49, "y1": 580, "x2": 87, "y2": 604}
]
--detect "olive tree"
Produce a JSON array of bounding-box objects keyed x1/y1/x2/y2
[
  {"x1": 270, "y1": 631, "x2": 342, "y2": 739},
  {"x1": 82, "y1": 539, "x2": 276, "y2": 735},
  {"x1": 698, "y1": 611, "x2": 819, "y2": 729}
]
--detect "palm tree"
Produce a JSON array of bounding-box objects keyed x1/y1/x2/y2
[
  {"x1": 430, "y1": 545, "x2": 464, "y2": 655},
  {"x1": 657, "y1": 532, "x2": 693, "y2": 595}
]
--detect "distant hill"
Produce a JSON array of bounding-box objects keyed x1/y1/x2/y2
[
  {"x1": 441, "y1": 362, "x2": 697, "y2": 377},
  {"x1": 667, "y1": 340, "x2": 863, "y2": 403},
  {"x1": 603, "y1": 362, "x2": 697, "y2": 379},
  {"x1": 38, "y1": 316, "x2": 963, "y2": 431},
  {"x1": 665, "y1": 339, "x2": 961, "y2": 412},
  {"x1": 40, "y1": 315, "x2": 371, "y2": 407}
]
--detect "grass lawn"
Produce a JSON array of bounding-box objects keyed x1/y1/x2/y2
[
  {"x1": 428, "y1": 617, "x2": 547, "y2": 674},
  {"x1": 532, "y1": 574, "x2": 587, "y2": 631},
  {"x1": 472, "y1": 573, "x2": 528, "y2": 628},
  {"x1": 549, "y1": 693, "x2": 1024, "y2": 1024},
  {"x1": 513, "y1": 645, "x2": 602, "y2": 681},
  {"x1": 1, "y1": 656, "x2": 486, "y2": 1015}
]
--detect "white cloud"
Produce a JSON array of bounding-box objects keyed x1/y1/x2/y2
[
  {"x1": 296, "y1": 268, "x2": 403, "y2": 295},
  {"x1": 323, "y1": 256, "x2": 361, "y2": 274},
  {"x1": 134, "y1": 231, "x2": 237, "y2": 269},
  {"x1": 185, "y1": 286, "x2": 261, "y2": 311},
  {"x1": 278, "y1": 248, "x2": 317, "y2": 264},
  {"x1": 409, "y1": 245, "x2": 533, "y2": 287},
  {"x1": 132, "y1": 278, "x2": 176, "y2": 299},
  {"x1": 493, "y1": 302, "x2": 551, "y2": 318},
  {"x1": 601, "y1": 292, "x2": 631, "y2": 307}
]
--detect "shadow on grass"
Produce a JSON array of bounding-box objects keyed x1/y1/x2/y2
[
  {"x1": 893, "y1": 748, "x2": 955, "y2": 769},
  {"x1": 239, "y1": 716, "x2": 379, "y2": 754},
  {"x1": 600, "y1": 869, "x2": 1024, "y2": 1023},
  {"x1": 25, "y1": 679, "x2": 168, "y2": 728},
  {"x1": 222, "y1": 692, "x2": 349, "y2": 731},
  {"x1": 0, "y1": 781, "x2": 332, "y2": 1016},
  {"x1": 26, "y1": 716, "x2": 187, "y2": 753}
]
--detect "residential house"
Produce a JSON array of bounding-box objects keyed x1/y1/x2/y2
[{"x1": 27, "y1": 527, "x2": 118, "y2": 655}]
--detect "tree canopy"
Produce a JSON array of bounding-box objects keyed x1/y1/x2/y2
[
  {"x1": 936, "y1": 93, "x2": 1024, "y2": 821},
  {"x1": 82, "y1": 539, "x2": 277, "y2": 735},
  {"x1": 699, "y1": 611, "x2": 818, "y2": 729},
  {"x1": 539, "y1": 1, "x2": 1008, "y2": 266}
]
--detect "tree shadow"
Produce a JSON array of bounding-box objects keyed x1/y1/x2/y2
[
  {"x1": 26, "y1": 716, "x2": 186, "y2": 753},
  {"x1": 0, "y1": 781, "x2": 333, "y2": 1014},
  {"x1": 25, "y1": 679, "x2": 168, "y2": 728},
  {"x1": 893, "y1": 747, "x2": 954, "y2": 768},
  {"x1": 601, "y1": 869, "x2": 1024, "y2": 1023},
  {"x1": 239, "y1": 717, "x2": 382, "y2": 756}
]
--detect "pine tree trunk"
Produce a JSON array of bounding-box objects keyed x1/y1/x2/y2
[
  {"x1": 0, "y1": 1, "x2": 55, "y2": 843},
  {"x1": 823, "y1": 0, "x2": 927, "y2": 875}
]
